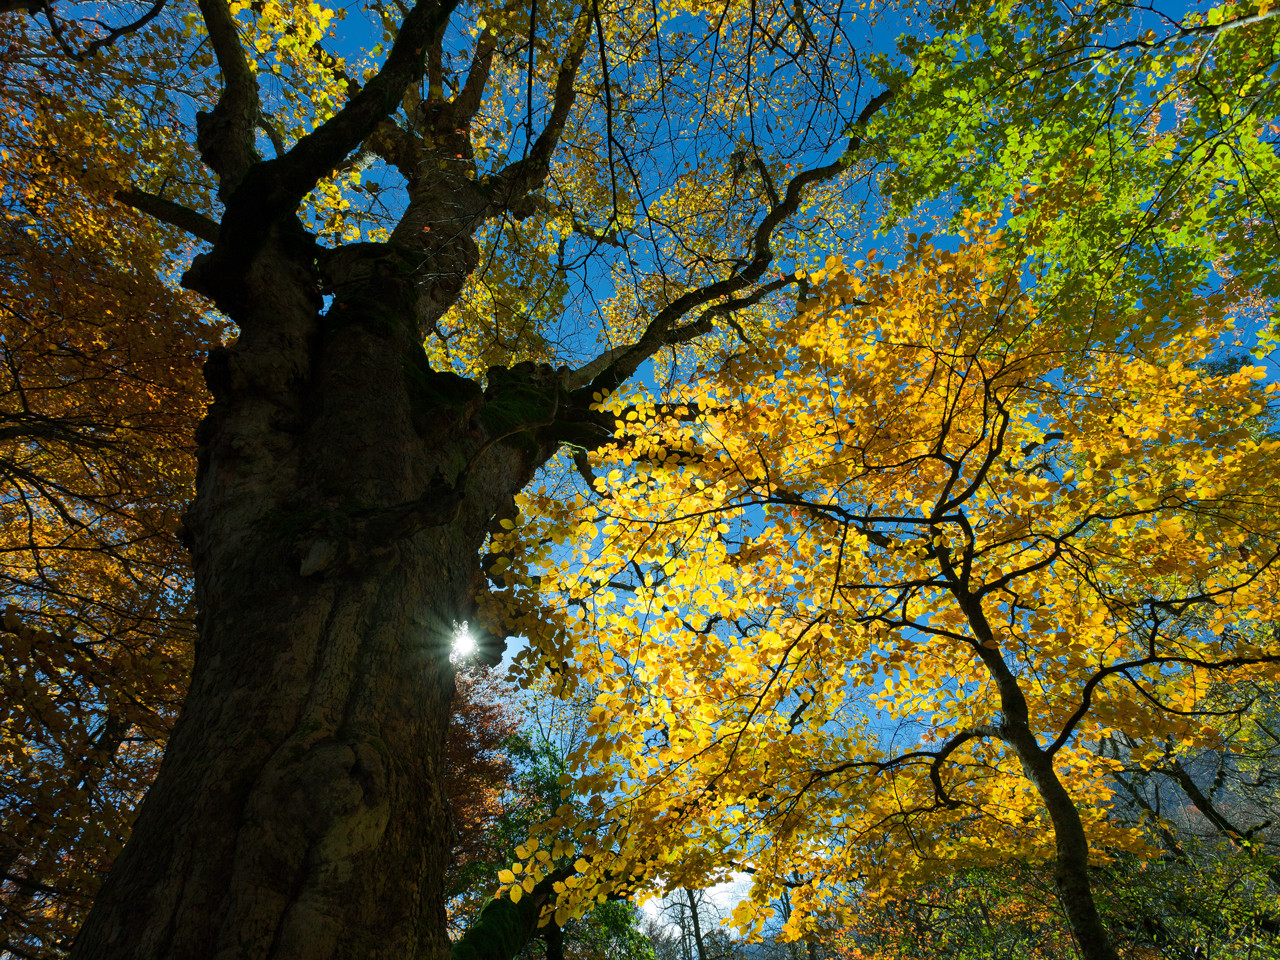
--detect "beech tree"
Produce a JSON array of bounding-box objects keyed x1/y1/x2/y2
[
  {"x1": 492, "y1": 7, "x2": 1280, "y2": 958},
  {"x1": 3, "y1": 0, "x2": 889, "y2": 956},
  {"x1": 832, "y1": 682, "x2": 1280, "y2": 958},
  {"x1": 4, "y1": 1, "x2": 1279, "y2": 960},
  {"x1": 512, "y1": 227, "x2": 1280, "y2": 960},
  {"x1": 444, "y1": 668, "x2": 523, "y2": 918}
]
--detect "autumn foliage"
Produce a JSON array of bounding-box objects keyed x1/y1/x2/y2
[
  {"x1": 500, "y1": 224, "x2": 1280, "y2": 952},
  {"x1": 445, "y1": 668, "x2": 523, "y2": 897},
  {"x1": 2, "y1": 0, "x2": 1280, "y2": 957},
  {"x1": 0, "y1": 15, "x2": 221, "y2": 955}
]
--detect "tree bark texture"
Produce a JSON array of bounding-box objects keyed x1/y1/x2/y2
[{"x1": 70, "y1": 228, "x2": 570, "y2": 959}]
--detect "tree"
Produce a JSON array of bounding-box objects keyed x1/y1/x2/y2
[
  {"x1": 444, "y1": 665, "x2": 524, "y2": 923},
  {"x1": 832, "y1": 683, "x2": 1280, "y2": 959},
  {"x1": 539, "y1": 899, "x2": 656, "y2": 960},
  {"x1": 1097, "y1": 675, "x2": 1280, "y2": 957},
  {"x1": 516, "y1": 225, "x2": 1280, "y2": 960},
  {"x1": 447, "y1": 685, "x2": 658, "y2": 960},
  {"x1": 492, "y1": 6, "x2": 1280, "y2": 956},
  {"x1": 642, "y1": 889, "x2": 740, "y2": 960},
  {"x1": 5, "y1": 2, "x2": 1279, "y2": 960},
  {"x1": 0, "y1": 0, "x2": 885, "y2": 954},
  {"x1": 871, "y1": 0, "x2": 1280, "y2": 315},
  {"x1": 831, "y1": 866, "x2": 1076, "y2": 960},
  {"x1": 0, "y1": 22, "x2": 212, "y2": 955}
]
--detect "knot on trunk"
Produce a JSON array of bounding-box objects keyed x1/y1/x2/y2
[
  {"x1": 481, "y1": 362, "x2": 611, "y2": 458},
  {"x1": 243, "y1": 737, "x2": 394, "y2": 887}
]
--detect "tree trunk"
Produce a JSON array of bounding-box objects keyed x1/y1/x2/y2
[
  {"x1": 684, "y1": 888, "x2": 707, "y2": 960},
  {"x1": 952, "y1": 586, "x2": 1119, "y2": 960},
  {"x1": 1010, "y1": 735, "x2": 1119, "y2": 960},
  {"x1": 70, "y1": 235, "x2": 559, "y2": 960}
]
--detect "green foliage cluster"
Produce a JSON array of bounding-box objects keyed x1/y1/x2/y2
[{"x1": 871, "y1": 0, "x2": 1280, "y2": 326}]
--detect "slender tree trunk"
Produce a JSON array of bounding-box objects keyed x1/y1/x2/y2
[
  {"x1": 950, "y1": 585, "x2": 1119, "y2": 960},
  {"x1": 1006, "y1": 731, "x2": 1119, "y2": 960},
  {"x1": 69, "y1": 234, "x2": 558, "y2": 959},
  {"x1": 777, "y1": 887, "x2": 802, "y2": 960},
  {"x1": 684, "y1": 889, "x2": 707, "y2": 960}
]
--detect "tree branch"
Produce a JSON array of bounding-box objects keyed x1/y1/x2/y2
[
  {"x1": 264, "y1": 0, "x2": 459, "y2": 210},
  {"x1": 195, "y1": 0, "x2": 262, "y2": 195},
  {"x1": 568, "y1": 86, "x2": 894, "y2": 401},
  {"x1": 67, "y1": 0, "x2": 167, "y2": 61},
  {"x1": 452, "y1": 28, "x2": 499, "y2": 122},
  {"x1": 116, "y1": 187, "x2": 220, "y2": 244},
  {"x1": 486, "y1": 8, "x2": 592, "y2": 213}
]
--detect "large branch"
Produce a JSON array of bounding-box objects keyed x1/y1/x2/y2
[
  {"x1": 116, "y1": 187, "x2": 220, "y2": 244},
  {"x1": 562, "y1": 276, "x2": 796, "y2": 392},
  {"x1": 0, "y1": 414, "x2": 116, "y2": 450},
  {"x1": 566, "y1": 87, "x2": 894, "y2": 401},
  {"x1": 451, "y1": 868, "x2": 572, "y2": 960},
  {"x1": 1168, "y1": 758, "x2": 1251, "y2": 843},
  {"x1": 187, "y1": 1, "x2": 457, "y2": 308},
  {"x1": 451, "y1": 28, "x2": 499, "y2": 121},
  {"x1": 196, "y1": 0, "x2": 261, "y2": 195},
  {"x1": 1047, "y1": 649, "x2": 1280, "y2": 757},
  {"x1": 1167, "y1": 756, "x2": 1280, "y2": 892},
  {"x1": 485, "y1": 9, "x2": 592, "y2": 213},
  {"x1": 263, "y1": 0, "x2": 458, "y2": 211}
]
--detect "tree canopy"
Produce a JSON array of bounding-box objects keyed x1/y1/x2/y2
[
  {"x1": 0, "y1": 0, "x2": 1278, "y2": 959},
  {"x1": 514, "y1": 225, "x2": 1280, "y2": 952}
]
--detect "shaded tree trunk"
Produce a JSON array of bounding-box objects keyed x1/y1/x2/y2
[{"x1": 69, "y1": 220, "x2": 572, "y2": 958}]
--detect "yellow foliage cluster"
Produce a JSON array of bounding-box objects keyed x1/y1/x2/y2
[{"x1": 501, "y1": 228, "x2": 1280, "y2": 934}]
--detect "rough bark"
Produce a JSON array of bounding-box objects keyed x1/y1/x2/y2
[
  {"x1": 68, "y1": 214, "x2": 577, "y2": 959},
  {"x1": 62, "y1": 0, "x2": 600, "y2": 951}
]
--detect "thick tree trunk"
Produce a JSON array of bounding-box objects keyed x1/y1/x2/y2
[{"x1": 70, "y1": 236, "x2": 553, "y2": 960}]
